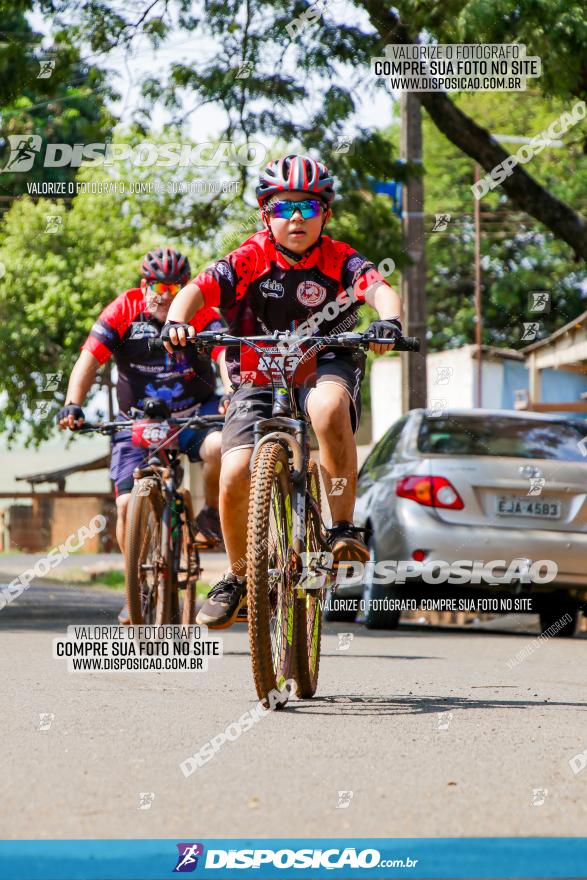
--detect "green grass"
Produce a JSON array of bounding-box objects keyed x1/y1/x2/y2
[
  {"x1": 95, "y1": 570, "x2": 126, "y2": 590},
  {"x1": 196, "y1": 580, "x2": 210, "y2": 598},
  {"x1": 94, "y1": 575, "x2": 211, "y2": 595}
]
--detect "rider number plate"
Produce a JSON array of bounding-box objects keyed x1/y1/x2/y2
[
  {"x1": 240, "y1": 342, "x2": 317, "y2": 388},
  {"x1": 131, "y1": 420, "x2": 181, "y2": 449}
]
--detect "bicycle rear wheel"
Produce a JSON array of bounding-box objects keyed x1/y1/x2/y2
[
  {"x1": 247, "y1": 441, "x2": 297, "y2": 707},
  {"x1": 125, "y1": 478, "x2": 171, "y2": 625},
  {"x1": 294, "y1": 460, "x2": 325, "y2": 698}
]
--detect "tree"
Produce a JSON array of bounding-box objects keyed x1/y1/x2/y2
[
  {"x1": 0, "y1": 155, "x2": 208, "y2": 445},
  {"x1": 423, "y1": 90, "x2": 587, "y2": 349},
  {"x1": 0, "y1": 5, "x2": 116, "y2": 201},
  {"x1": 361, "y1": 0, "x2": 587, "y2": 259},
  {"x1": 44, "y1": 0, "x2": 587, "y2": 258}
]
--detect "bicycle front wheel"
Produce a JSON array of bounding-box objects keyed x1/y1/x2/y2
[
  {"x1": 125, "y1": 478, "x2": 171, "y2": 625},
  {"x1": 171, "y1": 488, "x2": 199, "y2": 625},
  {"x1": 247, "y1": 441, "x2": 297, "y2": 707},
  {"x1": 294, "y1": 460, "x2": 325, "y2": 698}
]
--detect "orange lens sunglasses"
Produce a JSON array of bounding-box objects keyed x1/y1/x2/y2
[{"x1": 149, "y1": 282, "x2": 182, "y2": 295}]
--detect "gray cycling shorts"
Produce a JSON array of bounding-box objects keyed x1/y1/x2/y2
[{"x1": 220, "y1": 354, "x2": 364, "y2": 458}]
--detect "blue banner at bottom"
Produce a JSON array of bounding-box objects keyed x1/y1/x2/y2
[{"x1": 1, "y1": 838, "x2": 587, "y2": 880}]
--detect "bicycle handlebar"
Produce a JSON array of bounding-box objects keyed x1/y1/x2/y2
[
  {"x1": 78, "y1": 413, "x2": 225, "y2": 434},
  {"x1": 150, "y1": 329, "x2": 421, "y2": 353}
]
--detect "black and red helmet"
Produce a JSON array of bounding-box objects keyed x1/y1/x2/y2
[
  {"x1": 141, "y1": 247, "x2": 190, "y2": 285},
  {"x1": 256, "y1": 154, "x2": 335, "y2": 207}
]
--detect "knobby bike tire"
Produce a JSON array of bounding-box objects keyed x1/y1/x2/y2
[
  {"x1": 125, "y1": 478, "x2": 170, "y2": 625},
  {"x1": 247, "y1": 441, "x2": 297, "y2": 707},
  {"x1": 294, "y1": 460, "x2": 325, "y2": 698}
]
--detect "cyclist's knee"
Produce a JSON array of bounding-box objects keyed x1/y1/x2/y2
[
  {"x1": 200, "y1": 429, "x2": 222, "y2": 463},
  {"x1": 220, "y1": 448, "x2": 252, "y2": 493},
  {"x1": 308, "y1": 387, "x2": 350, "y2": 436},
  {"x1": 116, "y1": 492, "x2": 131, "y2": 522}
]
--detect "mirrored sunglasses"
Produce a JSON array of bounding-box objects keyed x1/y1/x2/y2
[{"x1": 269, "y1": 198, "x2": 323, "y2": 220}]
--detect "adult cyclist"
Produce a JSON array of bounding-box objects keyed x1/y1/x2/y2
[
  {"x1": 58, "y1": 247, "x2": 230, "y2": 622},
  {"x1": 162, "y1": 156, "x2": 403, "y2": 628}
]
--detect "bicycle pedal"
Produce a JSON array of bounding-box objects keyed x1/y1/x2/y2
[
  {"x1": 193, "y1": 539, "x2": 218, "y2": 552},
  {"x1": 236, "y1": 605, "x2": 248, "y2": 622}
]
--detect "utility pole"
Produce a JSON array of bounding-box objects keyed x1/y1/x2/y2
[{"x1": 400, "y1": 92, "x2": 427, "y2": 412}]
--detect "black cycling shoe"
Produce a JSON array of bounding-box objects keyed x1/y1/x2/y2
[
  {"x1": 327, "y1": 521, "x2": 370, "y2": 564},
  {"x1": 196, "y1": 572, "x2": 246, "y2": 628},
  {"x1": 194, "y1": 505, "x2": 223, "y2": 548}
]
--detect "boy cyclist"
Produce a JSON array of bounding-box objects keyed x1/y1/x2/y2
[{"x1": 162, "y1": 154, "x2": 403, "y2": 627}]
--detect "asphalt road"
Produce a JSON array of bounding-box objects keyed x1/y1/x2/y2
[{"x1": 1, "y1": 578, "x2": 586, "y2": 840}]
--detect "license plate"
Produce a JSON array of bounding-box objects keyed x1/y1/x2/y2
[{"x1": 495, "y1": 496, "x2": 562, "y2": 519}]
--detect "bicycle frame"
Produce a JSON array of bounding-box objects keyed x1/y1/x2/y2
[
  {"x1": 80, "y1": 409, "x2": 224, "y2": 591},
  {"x1": 153, "y1": 329, "x2": 420, "y2": 562}
]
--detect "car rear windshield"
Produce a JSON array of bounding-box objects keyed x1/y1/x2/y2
[{"x1": 417, "y1": 415, "x2": 587, "y2": 461}]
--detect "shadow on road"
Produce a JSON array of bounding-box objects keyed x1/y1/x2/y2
[
  {"x1": 323, "y1": 620, "x2": 587, "y2": 640},
  {"x1": 0, "y1": 582, "x2": 121, "y2": 632},
  {"x1": 285, "y1": 693, "x2": 587, "y2": 716}
]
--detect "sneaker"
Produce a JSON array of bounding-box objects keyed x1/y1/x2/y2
[
  {"x1": 118, "y1": 603, "x2": 130, "y2": 626},
  {"x1": 327, "y1": 521, "x2": 370, "y2": 564},
  {"x1": 196, "y1": 572, "x2": 246, "y2": 628},
  {"x1": 194, "y1": 505, "x2": 223, "y2": 548}
]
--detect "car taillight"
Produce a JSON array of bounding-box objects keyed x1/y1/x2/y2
[{"x1": 396, "y1": 476, "x2": 464, "y2": 510}]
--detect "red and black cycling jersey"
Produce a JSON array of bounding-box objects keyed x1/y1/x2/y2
[
  {"x1": 82, "y1": 288, "x2": 224, "y2": 415},
  {"x1": 192, "y1": 230, "x2": 390, "y2": 385}
]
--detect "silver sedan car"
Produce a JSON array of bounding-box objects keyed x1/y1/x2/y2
[{"x1": 328, "y1": 409, "x2": 587, "y2": 636}]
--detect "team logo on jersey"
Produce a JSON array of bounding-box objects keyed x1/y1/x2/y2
[
  {"x1": 129, "y1": 322, "x2": 158, "y2": 339},
  {"x1": 296, "y1": 280, "x2": 327, "y2": 307},
  {"x1": 260, "y1": 279, "x2": 284, "y2": 298},
  {"x1": 212, "y1": 261, "x2": 235, "y2": 284},
  {"x1": 346, "y1": 255, "x2": 365, "y2": 274}
]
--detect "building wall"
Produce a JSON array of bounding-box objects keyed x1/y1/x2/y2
[
  {"x1": 7, "y1": 502, "x2": 51, "y2": 553},
  {"x1": 372, "y1": 347, "x2": 587, "y2": 445},
  {"x1": 51, "y1": 497, "x2": 117, "y2": 552},
  {"x1": 540, "y1": 368, "x2": 587, "y2": 411},
  {"x1": 371, "y1": 346, "x2": 487, "y2": 441},
  {"x1": 5, "y1": 497, "x2": 117, "y2": 553}
]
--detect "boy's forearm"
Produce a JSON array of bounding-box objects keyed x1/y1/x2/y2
[
  {"x1": 167, "y1": 283, "x2": 205, "y2": 322},
  {"x1": 217, "y1": 349, "x2": 232, "y2": 394},
  {"x1": 65, "y1": 350, "x2": 101, "y2": 405},
  {"x1": 365, "y1": 282, "x2": 403, "y2": 323}
]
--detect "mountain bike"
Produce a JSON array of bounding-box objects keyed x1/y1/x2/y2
[
  {"x1": 164, "y1": 329, "x2": 419, "y2": 706},
  {"x1": 81, "y1": 400, "x2": 224, "y2": 625}
]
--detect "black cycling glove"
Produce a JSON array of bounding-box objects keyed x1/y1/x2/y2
[
  {"x1": 57, "y1": 403, "x2": 85, "y2": 428},
  {"x1": 366, "y1": 319, "x2": 403, "y2": 343},
  {"x1": 161, "y1": 320, "x2": 193, "y2": 348}
]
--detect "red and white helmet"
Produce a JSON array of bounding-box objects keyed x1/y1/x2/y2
[
  {"x1": 256, "y1": 154, "x2": 335, "y2": 207},
  {"x1": 141, "y1": 247, "x2": 190, "y2": 284}
]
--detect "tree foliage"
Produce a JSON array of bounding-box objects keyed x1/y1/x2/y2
[
  {"x1": 0, "y1": 154, "x2": 208, "y2": 445},
  {"x1": 0, "y1": 4, "x2": 116, "y2": 199},
  {"x1": 423, "y1": 90, "x2": 587, "y2": 349}
]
